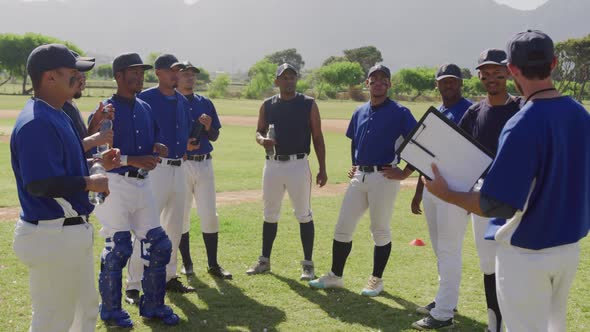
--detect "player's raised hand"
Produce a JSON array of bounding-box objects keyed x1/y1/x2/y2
[
  {"x1": 411, "y1": 194, "x2": 422, "y2": 215},
  {"x1": 101, "y1": 148, "x2": 121, "y2": 171},
  {"x1": 198, "y1": 114, "x2": 212, "y2": 131},
  {"x1": 422, "y1": 163, "x2": 449, "y2": 199},
  {"x1": 86, "y1": 173, "x2": 110, "y2": 197},
  {"x1": 347, "y1": 165, "x2": 357, "y2": 179},
  {"x1": 316, "y1": 170, "x2": 328, "y2": 187},
  {"x1": 380, "y1": 165, "x2": 409, "y2": 180},
  {"x1": 260, "y1": 137, "x2": 276, "y2": 149},
  {"x1": 187, "y1": 138, "x2": 200, "y2": 151},
  {"x1": 128, "y1": 155, "x2": 159, "y2": 170}
]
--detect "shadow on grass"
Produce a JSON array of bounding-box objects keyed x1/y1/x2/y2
[
  {"x1": 165, "y1": 275, "x2": 286, "y2": 331},
  {"x1": 272, "y1": 274, "x2": 487, "y2": 331}
]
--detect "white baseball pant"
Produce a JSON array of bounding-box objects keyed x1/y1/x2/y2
[
  {"x1": 422, "y1": 188, "x2": 469, "y2": 321},
  {"x1": 496, "y1": 242, "x2": 580, "y2": 332},
  {"x1": 183, "y1": 158, "x2": 219, "y2": 234},
  {"x1": 471, "y1": 179, "x2": 497, "y2": 274},
  {"x1": 94, "y1": 173, "x2": 162, "y2": 291},
  {"x1": 263, "y1": 157, "x2": 313, "y2": 224},
  {"x1": 13, "y1": 219, "x2": 98, "y2": 332},
  {"x1": 141, "y1": 159, "x2": 188, "y2": 283},
  {"x1": 334, "y1": 170, "x2": 400, "y2": 247}
]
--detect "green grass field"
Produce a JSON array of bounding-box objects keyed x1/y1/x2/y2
[{"x1": 1, "y1": 191, "x2": 589, "y2": 331}]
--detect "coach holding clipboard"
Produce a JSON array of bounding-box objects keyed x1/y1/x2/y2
[{"x1": 424, "y1": 30, "x2": 590, "y2": 332}]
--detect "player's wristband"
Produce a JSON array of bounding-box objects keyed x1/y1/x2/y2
[{"x1": 120, "y1": 155, "x2": 128, "y2": 166}]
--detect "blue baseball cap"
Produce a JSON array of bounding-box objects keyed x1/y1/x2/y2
[
  {"x1": 112, "y1": 53, "x2": 153, "y2": 76},
  {"x1": 154, "y1": 54, "x2": 184, "y2": 70},
  {"x1": 367, "y1": 64, "x2": 391, "y2": 79},
  {"x1": 476, "y1": 49, "x2": 507, "y2": 69},
  {"x1": 26, "y1": 44, "x2": 94, "y2": 76},
  {"x1": 505, "y1": 30, "x2": 554, "y2": 67}
]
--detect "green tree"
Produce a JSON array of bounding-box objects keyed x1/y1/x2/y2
[
  {"x1": 0, "y1": 32, "x2": 84, "y2": 94},
  {"x1": 319, "y1": 61, "x2": 365, "y2": 100},
  {"x1": 322, "y1": 55, "x2": 347, "y2": 67},
  {"x1": 461, "y1": 68, "x2": 473, "y2": 79},
  {"x1": 265, "y1": 48, "x2": 305, "y2": 71},
  {"x1": 554, "y1": 34, "x2": 590, "y2": 101},
  {"x1": 144, "y1": 52, "x2": 161, "y2": 83},
  {"x1": 197, "y1": 67, "x2": 211, "y2": 84},
  {"x1": 242, "y1": 59, "x2": 276, "y2": 99},
  {"x1": 397, "y1": 67, "x2": 436, "y2": 101},
  {"x1": 95, "y1": 63, "x2": 113, "y2": 79},
  {"x1": 343, "y1": 46, "x2": 383, "y2": 75},
  {"x1": 207, "y1": 73, "x2": 231, "y2": 99}
]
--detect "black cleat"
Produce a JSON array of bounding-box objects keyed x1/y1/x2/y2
[
  {"x1": 124, "y1": 289, "x2": 140, "y2": 306},
  {"x1": 208, "y1": 265, "x2": 233, "y2": 280},
  {"x1": 166, "y1": 277, "x2": 196, "y2": 293}
]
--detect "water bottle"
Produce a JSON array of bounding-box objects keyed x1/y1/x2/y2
[
  {"x1": 96, "y1": 117, "x2": 113, "y2": 157},
  {"x1": 88, "y1": 161, "x2": 106, "y2": 205},
  {"x1": 137, "y1": 152, "x2": 158, "y2": 178},
  {"x1": 266, "y1": 124, "x2": 276, "y2": 157}
]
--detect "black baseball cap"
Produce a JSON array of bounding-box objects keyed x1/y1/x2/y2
[
  {"x1": 476, "y1": 49, "x2": 507, "y2": 69},
  {"x1": 179, "y1": 61, "x2": 200, "y2": 73},
  {"x1": 276, "y1": 63, "x2": 298, "y2": 78},
  {"x1": 155, "y1": 54, "x2": 184, "y2": 70},
  {"x1": 70, "y1": 50, "x2": 95, "y2": 63},
  {"x1": 112, "y1": 53, "x2": 153, "y2": 76},
  {"x1": 367, "y1": 64, "x2": 391, "y2": 78},
  {"x1": 436, "y1": 63, "x2": 462, "y2": 80},
  {"x1": 26, "y1": 43, "x2": 95, "y2": 76},
  {"x1": 505, "y1": 30, "x2": 554, "y2": 67}
]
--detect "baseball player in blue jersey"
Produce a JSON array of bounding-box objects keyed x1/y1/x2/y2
[
  {"x1": 247, "y1": 63, "x2": 327, "y2": 280},
  {"x1": 411, "y1": 64, "x2": 472, "y2": 330},
  {"x1": 310, "y1": 65, "x2": 416, "y2": 296},
  {"x1": 127, "y1": 54, "x2": 198, "y2": 296},
  {"x1": 176, "y1": 61, "x2": 232, "y2": 279},
  {"x1": 11, "y1": 44, "x2": 109, "y2": 332},
  {"x1": 92, "y1": 53, "x2": 180, "y2": 327},
  {"x1": 424, "y1": 30, "x2": 590, "y2": 332}
]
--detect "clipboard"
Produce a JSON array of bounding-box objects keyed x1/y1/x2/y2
[{"x1": 396, "y1": 106, "x2": 494, "y2": 192}]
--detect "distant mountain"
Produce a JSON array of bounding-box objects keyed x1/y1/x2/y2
[{"x1": 0, "y1": 0, "x2": 588, "y2": 72}]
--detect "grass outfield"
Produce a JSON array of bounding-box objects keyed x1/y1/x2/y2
[{"x1": 0, "y1": 190, "x2": 588, "y2": 331}]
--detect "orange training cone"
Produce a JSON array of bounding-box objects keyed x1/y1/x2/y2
[{"x1": 410, "y1": 238, "x2": 426, "y2": 246}]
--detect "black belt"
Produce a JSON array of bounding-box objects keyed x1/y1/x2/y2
[
  {"x1": 358, "y1": 165, "x2": 389, "y2": 173},
  {"x1": 117, "y1": 169, "x2": 147, "y2": 179},
  {"x1": 187, "y1": 153, "x2": 212, "y2": 162},
  {"x1": 26, "y1": 216, "x2": 87, "y2": 226},
  {"x1": 266, "y1": 153, "x2": 307, "y2": 161},
  {"x1": 159, "y1": 159, "x2": 182, "y2": 166}
]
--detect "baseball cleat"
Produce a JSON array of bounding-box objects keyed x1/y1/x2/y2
[
  {"x1": 165, "y1": 277, "x2": 196, "y2": 293},
  {"x1": 360, "y1": 276, "x2": 384, "y2": 297},
  {"x1": 246, "y1": 256, "x2": 271, "y2": 275},
  {"x1": 309, "y1": 271, "x2": 343, "y2": 289},
  {"x1": 411, "y1": 315, "x2": 454, "y2": 330},
  {"x1": 99, "y1": 304, "x2": 133, "y2": 328},
  {"x1": 181, "y1": 264, "x2": 195, "y2": 276},
  {"x1": 139, "y1": 298, "x2": 180, "y2": 326},
  {"x1": 208, "y1": 265, "x2": 233, "y2": 279},
  {"x1": 416, "y1": 301, "x2": 458, "y2": 315},
  {"x1": 124, "y1": 289, "x2": 140, "y2": 306},
  {"x1": 300, "y1": 260, "x2": 315, "y2": 281}
]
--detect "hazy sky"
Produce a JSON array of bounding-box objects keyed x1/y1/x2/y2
[{"x1": 494, "y1": 0, "x2": 549, "y2": 10}]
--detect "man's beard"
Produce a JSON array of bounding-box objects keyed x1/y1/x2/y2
[{"x1": 73, "y1": 91, "x2": 82, "y2": 99}]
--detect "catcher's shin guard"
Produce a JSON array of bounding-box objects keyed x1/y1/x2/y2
[
  {"x1": 99, "y1": 231, "x2": 133, "y2": 328},
  {"x1": 139, "y1": 227, "x2": 179, "y2": 325}
]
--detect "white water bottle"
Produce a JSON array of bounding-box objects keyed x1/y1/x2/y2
[
  {"x1": 266, "y1": 124, "x2": 276, "y2": 157},
  {"x1": 96, "y1": 117, "x2": 113, "y2": 157},
  {"x1": 88, "y1": 162, "x2": 106, "y2": 205}
]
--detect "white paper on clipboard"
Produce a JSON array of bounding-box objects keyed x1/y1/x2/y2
[{"x1": 397, "y1": 107, "x2": 494, "y2": 192}]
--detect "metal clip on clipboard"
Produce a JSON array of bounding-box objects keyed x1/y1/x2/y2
[{"x1": 409, "y1": 123, "x2": 436, "y2": 158}]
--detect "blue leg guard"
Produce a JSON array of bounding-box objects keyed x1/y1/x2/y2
[
  {"x1": 99, "y1": 231, "x2": 133, "y2": 328},
  {"x1": 139, "y1": 227, "x2": 180, "y2": 326}
]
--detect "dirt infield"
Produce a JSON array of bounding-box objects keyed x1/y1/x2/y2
[{"x1": 0, "y1": 178, "x2": 418, "y2": 222}]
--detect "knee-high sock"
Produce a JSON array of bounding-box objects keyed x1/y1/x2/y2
[
  {"x1": 331, "y1": 240, "x2": 352, "y2": 277},
  {"x1": 484, "y1": 273, "x2": 502, "y2": 332},
  {"x1": 372, "y1": 242, "x2": 392, "y2": 278},
  {"x1": 178, "y1": 232, "x2": 193, "y2": 268},
  {"x1": 262, "y1": 222, "x2": 278, "y2": 259},
  {"x1": 202, "y1": 232, "x2": 219, "y2": 268},
  {"x1": 299, "y1": 220, "x2": 314, "y2": 261}
]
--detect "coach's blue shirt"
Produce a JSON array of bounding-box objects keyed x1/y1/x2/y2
[
  {"x1": 438, "y1": 97, "x2": 472, "y2": 124},
  {"x1": 481, "y1": 96, "x2": 590, "y2": 250},
  {"x1": 90, "y1": 95, "x2": 159, "y2": 174},
  {"x1": 138, "y1": 87, "x2": 191, "y2": 159},
  {"x1": 11, "y1": 98, "x2": 93, "y2": 221},
  {"x1": 346, "y1": 98, "x2": 417, "y2": 165},
  {"x1": 185, "y1": 94, "x2": 221, "y2": 155}
]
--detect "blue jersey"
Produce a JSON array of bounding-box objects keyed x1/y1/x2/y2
[
  {"x1": 346, "y1": 98, "x2": 417, "y2": 165},
  {"x1": 185, "y1": 94, "x2": 221, "y2": 155},
  {"x1": 481, "y1": 96, "x2": 590, "y2": 250},
  {"x1": 438, "y1": 97, "x2": 472, "y2": 125},
  {"x1": 11, "y1": 99, "x2": 94, "y2": 221},
  {"x1": 91, "y1": 95, "x2": 159, "y2": 174},
  {"x1": 138, "y1": 87, "x2": 191, "y2": 159}
]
